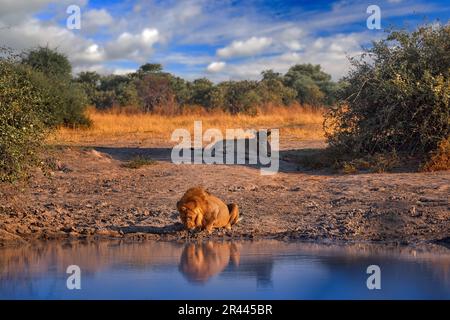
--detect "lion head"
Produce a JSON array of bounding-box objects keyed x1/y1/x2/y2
[{"x1": 177, "y1": 199, "x2": 204, "y2": 230}]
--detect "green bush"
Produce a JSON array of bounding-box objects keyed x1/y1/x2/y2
[
  {"x1": 325, "y1": 23, "x2": 450, "y2": 159},
  {"x1": 22, "y1": 47, "x2": 90, "y2": 127},
  {"x1": 22, "y1": 46, "x2": 72, "y2": 79},
  {"x1": 1, "y1": 46, "x2": 91, "y2": 182},
  {"x1": 219, "y1": 81, "x2": 261, "y2": 115},
  {"x1": 0, "y1": 60, "x2": 47, "y2": 182},
  {"x1": 29, "y1": 71, "x2": 91, "y2": 127},
  {"x1": 188, "y1": 78, "x2": 215, "y2": 108},
  {"x1": 284, "y1": 64, "x2": 338, "y2": 106},
  {"x1": 258, "y1": 70, "x2": 297, "y2": 107}
]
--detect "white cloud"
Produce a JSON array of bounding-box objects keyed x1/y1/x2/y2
[
  {"x1": 0, "y1": 0, "x2": 87, "y2": 25},
  {"x1": 72, "y1": 64, "x2": 109, "y2": 75},
  {"x1": 155, "y1": 52, "x2": 213, "y2": 66},
  {"x1": 72, "y1": 44, "x2": 106, "y2": 64},
  {"x1": 206, "y1": 61, "x2": 226, "y2": 72},
  {"x1": 0, "y1": 0, "x2": 52, "y2": 24},
  {"x1": 114, "y1": 28, "x2": 159, "y2": 47},
  {"x1": 82, "y1": 9, "x2": 113, "y2": 31},
  {"x1": 171, "y1": 3, "x2": 202, "y2": 23},
  {"x1": 279, "y1": 27, "x2": 305, "y2": 50},
  {"x1": 105, "y1": 28, "x2": 159, "y2": 61},
  {"x1": 217, "y1": 37, "x2": 272, "y2": 58},
  {"x1": 0, "y1": 18, "x2": 101, "y2": 64},
  {"x1": 210, "y1": 32, "x2": 371, "y2": 82},
  {"x1": 113, "y1": 68, "x2": 137, "y2": 75}
]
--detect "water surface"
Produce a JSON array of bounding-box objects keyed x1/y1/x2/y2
[{"x1": 0, "y1": 240, "x2": 449, "y2": 299}]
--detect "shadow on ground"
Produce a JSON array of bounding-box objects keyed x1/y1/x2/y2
[{"x1": 91, "y1": 146, "x2": 333, "y2": 174}]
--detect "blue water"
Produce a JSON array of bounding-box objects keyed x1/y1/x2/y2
[{"x1": 0, "y1": 240, "x2": 449, "y2": 299}]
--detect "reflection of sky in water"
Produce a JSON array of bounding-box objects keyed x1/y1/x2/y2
[{"x1": 0, "y1": 241, "x2": 449, "y2": 299}]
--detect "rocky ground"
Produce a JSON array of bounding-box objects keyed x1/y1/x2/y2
[{"x1": 0, "y1": 139, "x2": 449, "y2": 246}]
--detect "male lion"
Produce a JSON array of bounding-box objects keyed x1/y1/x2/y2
[{"x1": 176, "y1": 187, "x2": 239, "y2": 233}]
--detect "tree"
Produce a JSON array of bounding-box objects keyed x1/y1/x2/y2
[
  {"x1": 189, "y1": 78, "x2": 215, "y2": 108},
  {"x1": 283, "y1": 64, "x2": 337, "y2": 106},
  {"x1": 136, "y1": 73, "x2": 175, "y2": 113},
  {"x1": 220, "y1": 81, "x2": 261, "y2": 115},
  {"x1": 75, "y1": 71, "x2": 101, "y2": 105},
  {"x1": 258, "y1": 69, "x2": 297, "y2": 106},
  {"x1": 22, "y1": 46, "x2": 72, "y2": 79},
  {"x1": 170, "y1": 76, "x2": 191, "y2": 107},
  {"x1": 134, "y1": 63, "x2": 163, "y2": 79},
  {"x1": 261, "y1": 69, "x2": 283, "y2": 82},
  {"x1": 93, "y1": 74, "x2": 134, "y2": 108}
]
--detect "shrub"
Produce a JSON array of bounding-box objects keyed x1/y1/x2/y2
[
  {"x1": 22, "y1": 47, "x2": 90, "y2": 127},
  {"x1": 325, "y1": 24, "x2": 450, "y2": 161},
  {"x1": 29, "y1": 71, "x2": 91, "y2": 127},
  {"x1": 0, "y1": 59, "x2": 47, "y2": 181},
  {"x1": 1, "y1": 46, "x2": 91, "y2": 182}
]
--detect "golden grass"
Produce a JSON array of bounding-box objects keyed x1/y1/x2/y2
[
  {"x1": 422, "y1": 136, "x2": 450, "y2": 172},
  {"x1": 49, "y1": 106, "x2": 325, "y2": 146}
]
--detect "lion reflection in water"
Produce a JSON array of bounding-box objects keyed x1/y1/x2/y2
[{"x1": 178, "y1": 242, "x2": 240, "y2": 283}]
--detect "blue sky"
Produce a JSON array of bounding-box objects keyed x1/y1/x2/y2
[{"x1": 0, "y1": 0, "x2": 449, "y2": 81}]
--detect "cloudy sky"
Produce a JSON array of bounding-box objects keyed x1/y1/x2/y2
[{"x1": 0, "y1": 0, "x2": 449, "y2": 81}]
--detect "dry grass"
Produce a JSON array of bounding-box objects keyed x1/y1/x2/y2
[
  {"x1": 422, "y1": 136, "x2": 450, "y2": 172},
  {"x1": 49, "y1": 106, "x2": 325, "y2": 146}
]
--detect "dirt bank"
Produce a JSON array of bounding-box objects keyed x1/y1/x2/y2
[{"x1": 1, "y1": 140, "x2": 449, "y2": 246}]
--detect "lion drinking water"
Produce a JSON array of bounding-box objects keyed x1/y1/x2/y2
[{"x1": 177, "y1": 187, "x2": 240, "y2": 233}]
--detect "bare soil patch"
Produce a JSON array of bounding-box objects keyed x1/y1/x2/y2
[{"x1": 1, "y1": 139, "x2": 449, "y2": 246}]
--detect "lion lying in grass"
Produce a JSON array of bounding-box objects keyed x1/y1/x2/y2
[{"x1": 177, "y1": 187, "x2": 239, "y2": 233}]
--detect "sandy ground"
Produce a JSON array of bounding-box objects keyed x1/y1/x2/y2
[{"x1": 0, "y1": 139, "x2": 449, "y2": 246}]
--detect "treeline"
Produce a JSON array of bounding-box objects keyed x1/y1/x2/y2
[{"x1": 75, "y1": 63, "x2": 340, "y2": 115}]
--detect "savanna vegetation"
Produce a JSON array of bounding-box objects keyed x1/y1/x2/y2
[
  {"x1": 1, "y1": 22, "x2": 449, "y2": 182},
  {"x1": 75, "y1": 61, "x2": 337, "y2": 115}
]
